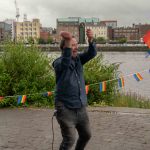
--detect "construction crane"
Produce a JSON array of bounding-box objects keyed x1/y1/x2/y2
[{"x1": 14, "y1": 0, "x2": 20, "y2": 21}]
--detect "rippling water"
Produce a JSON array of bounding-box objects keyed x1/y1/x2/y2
[
  {"x1": 103, "y1": 51, "x2": 150, "y2": 99},
  {"x1": 49, "y1": 51, "x2": 150, "y2": 99}
]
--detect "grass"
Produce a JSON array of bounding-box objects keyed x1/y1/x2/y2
[
  {"x1": 112, "y1": 93, "x2": 150, "y2": 109},
  {"x1": 92, "y1": 92, "x2": 150, "y2": 109}
]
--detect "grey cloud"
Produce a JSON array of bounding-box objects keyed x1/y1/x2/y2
[{"x1": 0, "y1": 0, "x2": 150, "y2": 27}]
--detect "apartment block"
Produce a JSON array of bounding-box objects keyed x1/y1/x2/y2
[
  {"x1": 15, "y1": 19, "x2": 40, "y2": 42},
  {"x1": 57, "y1": 17, "x2": 112, "y2": 43},
  {"x1": 113, "y1": 27, "x2": 139, "y2": 41}
]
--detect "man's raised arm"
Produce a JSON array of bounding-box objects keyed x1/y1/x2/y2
[
  {"x1": 79, "y1": 29, "x2": 97, "y2": 65},
  {"x1": 53, "y1": 31, "x2": 72, "y2": 71}
]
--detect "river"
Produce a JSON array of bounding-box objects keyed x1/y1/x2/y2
[{"x1": 48, "y1": 51, "x2": 150, "y2": 99}]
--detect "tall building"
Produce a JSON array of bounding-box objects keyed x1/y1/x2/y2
[
  {"x1": 57, "y1": 17, "x2": 112, "y2": 43},
  {"x1": 57, "y1": 17, "x2": 80, "y2": 42},
  {"x1": 0, "y1": 22, "x2": 12, "y2": 42},
  {"x1": 85, "y1": 23, "x2": 108, "y2": 42},
  {"x1": 0, "y1": 28, "x2": 3, "y2": 41},
  {"x1": 4, "y1": 19, "x2": 16, "y2": 41},
  {"x1": 15, "y1": 18, "x2": 40, "y2": 43}
]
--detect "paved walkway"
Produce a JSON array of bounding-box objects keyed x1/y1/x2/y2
[{"x1": 0, "y1": 107, "x2": 150, "y2": 150}]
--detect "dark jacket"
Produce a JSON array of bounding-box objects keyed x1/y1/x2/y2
[{"x1": 52, "y1": 42, "x2": 97, "y2": 108}]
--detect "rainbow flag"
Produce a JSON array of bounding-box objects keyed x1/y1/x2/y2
[
  {"x1": 99, "y1": 81, "x2": 106, "y2": 92},
  {"x1": 85, "y1": 85, "x2": 89, "y2": 94},
  {"x1": 118, "y1": 77, "x2": 125, "y2": 88},
  {"x1": 17, "y1": 95, "x2": 27, "y2": 104},
  {"x1": 43, "y1": 92, "x2": 52, "y2": 97},
  {"x1": 133, "y1": 73, "x2": 143, "y2": 81},
  {"x1": 145, "y1": 50, "x2": 150, "y2": 58},
  {"x1": 0, "y1": 97, "x2": 4, "y2": 101}
]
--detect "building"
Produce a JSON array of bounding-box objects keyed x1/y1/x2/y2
[
  {"x1": 41, "y1": 27, "x2": 53, "y2": 34},
  {"x1": 15, "y1": 18, "x2": 41, "y2": 43},
  {"x1": 40, "y1": 27, "x2": 55, "y2": 43},
  {"x1": 0, "y1": 28, "x2": 3, "y2": 41},
  {"x1": 40, "y1": 31, "x2": 50, "y2": 42},
  {"x1": 57, "y1": 17, "x2": 113, "y2": 43},
  {"x1": 85, "y1": 23, "x2": 108, "y2": 42},
  {"x1": 113, "y1": 27, "x2": 139, "y2": 41},
  {"x1": 4, "y1": 19, "x2": 16, "y2": 41},
  {"x1": 100, "y1": 20, "x2": 117, "y2": 28},
  {"x1": 57, "y1": 17, "x2": 102, "y2": 43},
  {"x1": 0, "y1": 22, "x2": 12, "y2": 42},
  {"x1": 134, "y1": 24, "x2": 150, "y2": 39},
  {"x1": 57, "y1": 17, "x2": 80, "y2": 42}
]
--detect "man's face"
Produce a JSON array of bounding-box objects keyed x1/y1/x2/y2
[{"x1": 71, "y1": 38, "x2": 78, "y2": 58}]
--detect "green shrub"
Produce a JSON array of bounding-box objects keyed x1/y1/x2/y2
[
  {"x1": 84, "y1": 53, "x2": 119, "y2": 105},
  {"x1": 96, "y1": 37, "x2": 106, "y2": 44},
  {"x1": 0, "y1": 43, "x2": 120, "y2": 108},
  {"x1": 0, "y1": 42, "x2": 55, "y2": 107}
]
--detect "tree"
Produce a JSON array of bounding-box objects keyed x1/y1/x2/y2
[
  {"x1": 38, "y1": 38, "x2": 46, "y2": 44},
  {"x1": 47, "y1": 37, "x2": 53, "y2": 44},
  {"x1": 118, "y1": 38, "x2": 127, "y2": 44},
  {"x1": 0, "y1": 42, "x2": 55, "y2": 107},
  {"x1": 96, "y1": 37, "x2": 106, "y2": 44},
  {"x1": 28, "y1": 37, "x2": 34, "y2": 44}
]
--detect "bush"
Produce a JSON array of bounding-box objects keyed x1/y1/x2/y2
[
  {"x1": 0, "y1": 42, "x2": 55, "y2": 107},
  {"x1": 0, "y1": 43, "x2": 119, "y2": 108},
  {"x1": 96, "y1": 37, "x2": 106, "y2": 44},
  {"x1": 118, "y1": 38, "x2": 127, "y2": 44},
  {"x1": 84, "y1": 53, "x2": 119, "y2": 105}
]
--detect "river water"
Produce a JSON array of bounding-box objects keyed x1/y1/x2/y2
[
  {"x1": 49, "y1": 51, "x2": 150, "y2": 99},
  {"x1": 103, "y1": 51, "x2": 150, "y2": 99}
]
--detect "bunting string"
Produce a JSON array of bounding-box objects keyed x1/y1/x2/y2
[
  {"x1": 0, "y1": 68, "x2": 150, "y2": 103},
  {"x1": 89, "y1": 68, "x2": 149, "y2": 86}
]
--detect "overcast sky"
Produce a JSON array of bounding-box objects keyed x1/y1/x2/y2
[{"x1": 0, "y1": 0, "x2": 150, "y2": 28}]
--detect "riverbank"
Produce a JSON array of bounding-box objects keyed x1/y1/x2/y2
[
  {"x1": 40, "y1": 44, "x2": 149, "y2": 52},
  {"x1": 0, "y1": 44, "x2": 149, "y2": 52}
]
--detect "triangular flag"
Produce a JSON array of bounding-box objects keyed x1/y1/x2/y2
[
  {"x1": 47, "y1": 92, "x2": 52, "y2": 96},
  {"x1": 0, "y1": 97, "x2": 4, "y2": 101},
  {"x1": 17, "y1": 95, "x2": 27, "y2": 104},
  {"x1": 118, "y1": 77, "x2": 125, "y2": 88},
  {"x1": 85, "y1": 85, "x2": 89, "y2": 94},
  {"x1": 99, "y1": 81, "x2": 106, "y2": 92},
  {"x1": 43, "y1": 92, "x2": 52, "y2": 97},
  {"x1": 143, "y1": 31, "x2": 150, "y2": 48},
  {"x1": 133, "y1": 73, "x2": 143, "y2": 81},
  {"x1": 145, "y1": 50, "x2": 150, "y2": 58}
]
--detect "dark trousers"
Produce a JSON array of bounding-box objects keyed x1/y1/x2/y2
[{"x1": 55, "y1": 104, "x2": 91, "y2": 150}]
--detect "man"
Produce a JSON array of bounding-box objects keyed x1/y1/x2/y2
[{"x1": 52, "y1": 29, "x2": 97, "y2": 150}]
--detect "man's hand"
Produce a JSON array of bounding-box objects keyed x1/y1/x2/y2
[
  {"x1": 60, "y1": 31, "x2": 72, "y2": 48},
  {"x1": 86, "y1": 29, "x2": 94, "y2": 43}
]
